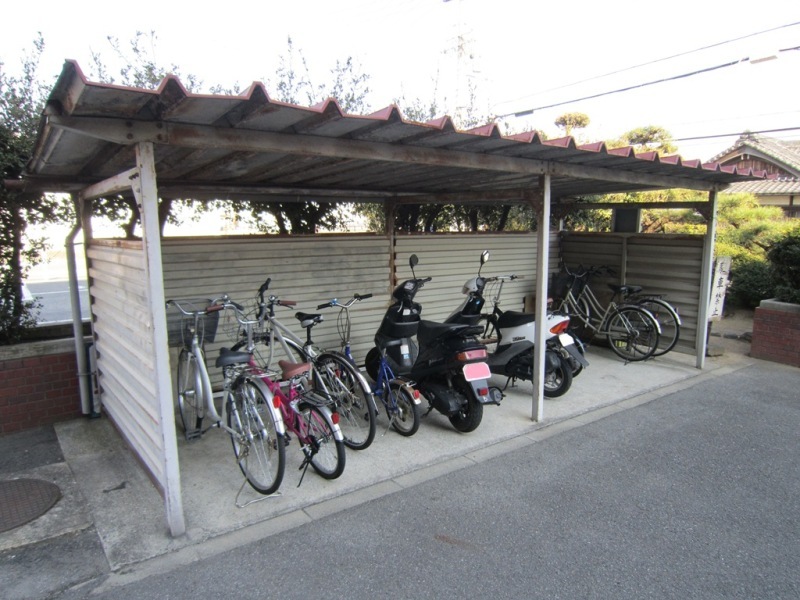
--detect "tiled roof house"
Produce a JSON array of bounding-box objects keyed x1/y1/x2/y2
[{"x1": 710, "y1": 133, "x2": 800, "y2": 217}]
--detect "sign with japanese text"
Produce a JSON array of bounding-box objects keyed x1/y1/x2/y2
[{"x1": 708, "y1": 256, "x2": 732, "y2": 321}]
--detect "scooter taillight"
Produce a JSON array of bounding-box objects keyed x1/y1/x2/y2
[
  {"x1": 457, "y1": 349, "x2": 487, "y2": 361},
  {"x1": 549, "y1": 319, "x2": 570, "y2": 335}
]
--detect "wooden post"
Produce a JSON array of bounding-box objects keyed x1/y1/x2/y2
[
  {"x1": 134, "y1": 142, "x2": 186, "y2": 537},
  {"x1": 530, "y1": 174, "x2": 551, "y2": 422},
  {"x1": 696, "y1": 189, "x2": 719, "y2": 369}
]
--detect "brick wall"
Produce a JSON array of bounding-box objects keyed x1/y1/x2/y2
[
  {"x1": 751, "y1": 299, "x2": 800, "y2": 367},
  {"x1": 0, "y1": 339, "x2": 84, "y2": 435}
]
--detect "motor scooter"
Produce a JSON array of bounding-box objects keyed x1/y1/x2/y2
[
  {"x1": 365, "y1": 254, "x2": 502, "y2": 433},
  {"x1": 446, "y1": 251, "x2": 589, "y2": 397}
]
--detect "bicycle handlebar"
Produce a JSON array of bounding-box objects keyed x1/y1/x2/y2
[
  {"x1": 166, "y1": 295, "x2": 241, "y2": 315},
  {"x1": 484, "y1": 274, "x2": 521, "y2": 283},
  {"x1": 316, "y1": 292, "x2": 373, "y2": 310},
  {"x1": 561, "y1": 264, "x2": 616, "y2": 279}
]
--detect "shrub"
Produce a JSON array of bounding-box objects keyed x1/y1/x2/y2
[
  {"x1": 727, "y1": 259, "x2": 775, "y2": 309},
  {"x1": 767, "y1": 231, "x2": 800, "y2": 304}
]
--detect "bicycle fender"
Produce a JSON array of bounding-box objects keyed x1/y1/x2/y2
[
  {"x1": 389, "y1": 377, "x2": 422, "y2": 405},
  {"x1": 246, "y1": 376, "x2": 286, "y2": 436},
  {"x1": 315, "y1": 403, "x2": 345, "y2": 442}
]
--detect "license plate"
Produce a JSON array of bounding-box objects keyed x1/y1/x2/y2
[
  {"x1": 558, "y1": 333, "x2": 575, "y2": 346},
  {"x1": 463, "y1": 362, "x2": 490, "y2": 382}
]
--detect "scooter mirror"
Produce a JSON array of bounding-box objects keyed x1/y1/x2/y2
[
  {"x1": 409, "y1": 254, "x2": 419, "y2": 268},
  {"x1": 481, "y1": 250, "x2": 490, "y2": 264}
]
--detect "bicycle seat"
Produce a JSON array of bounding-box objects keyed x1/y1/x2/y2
[
  {"x1": 279, "y1": 359, "x2": 311, "y2": 379},
  {"x1": 295, "y1": 312, "x2": 323, "y2": 329},
  {"x1": 607, "y1": 284, "x2": 643, "y2": 296},
  {"x1": 216, "y1": 347, "x2": 252, "y2": 367}
]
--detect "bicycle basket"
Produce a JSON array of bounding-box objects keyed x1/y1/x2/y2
[{"x1": 165, "y1": 299, "x2": 220, "y2": 347}]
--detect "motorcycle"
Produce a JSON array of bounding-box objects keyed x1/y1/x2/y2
[
  {"x1": 365, "y1": 254, "x2": 502, "y2": 433},
  {"x1": 446, "y1": 251, "x2": 589, "y2": 398}
]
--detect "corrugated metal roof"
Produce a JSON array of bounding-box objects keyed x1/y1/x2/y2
[{"x1": 18, "y1": 60, "x2": 766, "y2": 203}]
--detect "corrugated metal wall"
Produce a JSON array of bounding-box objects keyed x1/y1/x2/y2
[
  {"x1": 560, "y1": 232, "x2": 705, "y2": 353},
  {"x1": 161, "y1": 235, "x2": 393, "y2": 374},
  {"x1": 394, "y1": 233, "x2": 560, "y2": 323},
  {"x1": 88, "y1": 241, "x2": 167, "y2": 487}
]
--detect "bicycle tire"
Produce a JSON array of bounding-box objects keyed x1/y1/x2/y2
[
  {"x1": 177, "y1": 349, "x2": 204, "y2": 439},
  {"x1": 636, "y1": 298, "x2": 680, "y2": 356},
  {"x1": 605, "y1": 306, "x2": 659, "y2": 362},
  {"x1": 302, "y1": 404, "x2": 346, "y2": 479},
  {"x1": 227, "y1": 379, "x2": 285, "y2": 495},
  {"x1": 314, "y1": 352, "x2": 377, "y2": 451},
  {"x1": 387, "y1": 382, "x2": 421, "y2": 436}
]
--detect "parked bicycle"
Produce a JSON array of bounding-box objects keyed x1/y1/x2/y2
[
  {"x1": 234, "y1": 278, "x2": 377, "y2": 451},
  {"x1": 220, "y1": 299, "x2": 346, "y2": 484},
  {"x1": 553, "y1": 265, "x2": 661, "y2": 362},
  {"x1": 316, "y1": 293, "x2": 422, "y2": 436},
  {"x1": 618, "y1": 287, "x2": 681, "y2": 357},
  {"x1": 166, "y1": 297, "x2": 286, "y2": 496}
]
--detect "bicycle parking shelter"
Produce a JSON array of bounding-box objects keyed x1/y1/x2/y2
[{"x1": 8, "y1": 61, "x2": 764, "y2": 536}]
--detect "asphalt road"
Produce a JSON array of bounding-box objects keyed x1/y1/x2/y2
[
  {"x1": 26, "y1": 281, "x2": 90, "y2": 323},
  {"x1": 47, "y1": 359, "x2": 798, "y2": 600}
]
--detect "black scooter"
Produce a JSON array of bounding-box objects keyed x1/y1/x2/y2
[
  {"x1": 446, "y1": 251, "x2": 589, "y2": 397},
  {"x1": 365, "y1": 254, "x2": 502, "y2": 433}
]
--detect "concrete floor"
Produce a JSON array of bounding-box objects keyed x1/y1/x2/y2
[{"x1": 2, "y1": 313, "x2": 756, "y2": 574}]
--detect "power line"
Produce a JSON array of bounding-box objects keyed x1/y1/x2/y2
[
  {"x1": 499, "y1": 20, "x2": 800, "y2": 107},
  {"x1": 499, "y1": 45, "x2": 800, "y2": 119},
  {"x1": 673, "y1": 126, "x2": 800, "y2": 142}
]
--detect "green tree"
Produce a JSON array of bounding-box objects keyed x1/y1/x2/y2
[
  {"x1": 1, "y1": 36, "x2": 69, "y2": 342},
  {"x1": 612, "y1": 125, "x2": 676, "y2": 155},
  {"x1": 554, "y1": 112, "x2": 590, "y2": 137}
]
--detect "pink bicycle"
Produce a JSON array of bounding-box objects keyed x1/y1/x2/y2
[{"x1": 218, "y1": 300, "x2": 346, "y2": 484}]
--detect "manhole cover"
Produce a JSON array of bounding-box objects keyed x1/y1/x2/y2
[{"x1": 0, "y1": 478, "x2": 62, "y2": 534}]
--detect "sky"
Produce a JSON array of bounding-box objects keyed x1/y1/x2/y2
[{"x1": 2, "y1": 0, "x2": 799, "y2": 162}]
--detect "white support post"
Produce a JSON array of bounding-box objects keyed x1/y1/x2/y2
[
  {"x1": 531, "y1": 175, "x2": 552, "y2": 421},
  {"x1": 695, "y1": 189, "x2": 719, "y2": 369},
  {"x1": 134, "y1": 142, "x2": 186, "y2": 537}
]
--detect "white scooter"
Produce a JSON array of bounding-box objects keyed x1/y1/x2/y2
[{"x1": 446, "y1": 251, "x2": 589, "y2": 397}]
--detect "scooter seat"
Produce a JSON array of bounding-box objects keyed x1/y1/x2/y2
[
  {"x1": 496, "y1": 310, "x2": 535, "y2": 329},
  {"x1": 417, "y1": 320, "x2": 482, "y2": 345}
]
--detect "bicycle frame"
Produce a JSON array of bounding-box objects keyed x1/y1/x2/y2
[
  {"x1": 224, "y1": 301, "x2": 343, "y2": 448},
  {"x1": 317, "y1": 294, "x2": 421, "y2": 430}
]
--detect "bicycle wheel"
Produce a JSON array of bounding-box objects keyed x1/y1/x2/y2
[
  {"x1": 177, "y1": 349, "x2": 204, "y2": 439},
  {"x1": 637, "y1": 298, "x2": 680, "y2": 356},
  {"x1": 313, "y1": 353, "x2": 376, "y2": 451},
  {"x1": 302, "y1": 404, "x2": 346, "y2": 479},
  {"x1": 227, "y1": 380, "x2": 285, "y2": 495},
  {"x1": 387, "y1": 382, "x2": 421, "y2": 436},
  {"x1": 605, "y1": 306, "x2": 659, "y2": 362}
]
